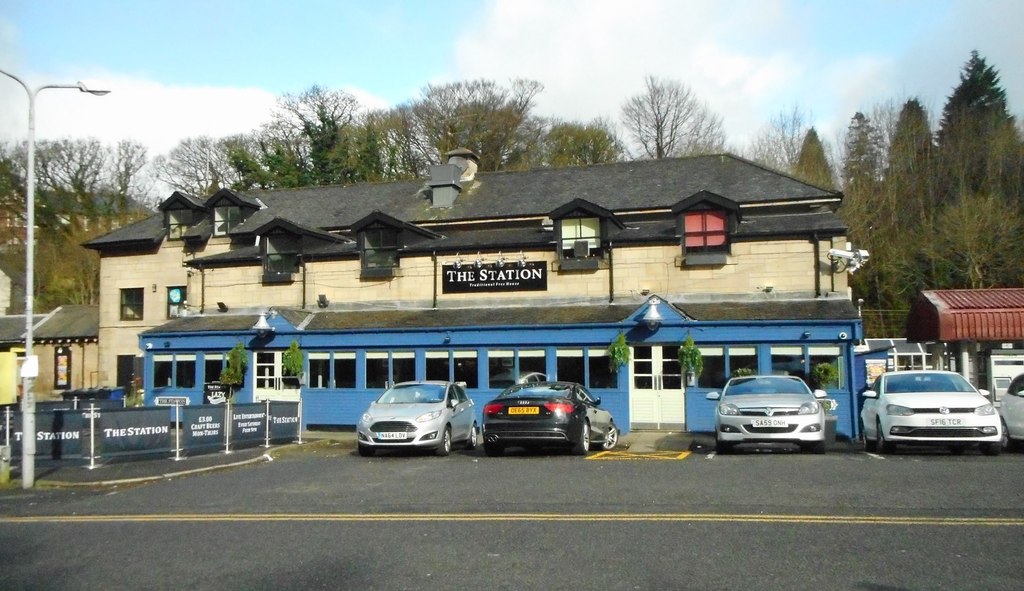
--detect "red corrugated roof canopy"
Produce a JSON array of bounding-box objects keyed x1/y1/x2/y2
[{"x1": 906, "y1": 288, "x2": 1024, "y2": 342}]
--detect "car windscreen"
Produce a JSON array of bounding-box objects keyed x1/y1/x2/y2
[
  {"x1": 499, "y1": 384, "x2": 572, "y2": 399},
  {"x1": 724, "y1": 377, "x2": 810, "y2": 396},
  {"x1": 377, "y1": 383, "x2": 446, "y2": 404},
  {"x1": 885, "y1": 373, "x2": 976, "y2": 394}
]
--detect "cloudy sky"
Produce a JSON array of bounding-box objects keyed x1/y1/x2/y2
[{"x1": 1, "y1": 0, "x2": 1022, "y2": 193}]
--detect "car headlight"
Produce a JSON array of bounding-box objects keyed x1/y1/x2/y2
[
  {"x1": 416, "y1": 410, "x2": 443, "y2": 423},
  {"x1": 719, "y1": 403, "x2": 739, "y2": 416},
  {"x1": 975, "y1": 404, "x2": 996, "y2": 416},
  {"x1": 360, "y1": 413, "x2": 372, "y2": 424},
  {"x1": 885, "y1": 404, "x2": 914, "y2": 416},
  {"x1": 798, "y1": 402, "x2": 818, "y2": 415}
]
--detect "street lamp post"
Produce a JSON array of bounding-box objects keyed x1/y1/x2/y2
[{"x1": 0, "y1": 68, "x2": 109, "y2": 488}]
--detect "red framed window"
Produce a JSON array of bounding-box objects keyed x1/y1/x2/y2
[{"x1": 684, "y1": 211, "x2": 728, "y2": 250}]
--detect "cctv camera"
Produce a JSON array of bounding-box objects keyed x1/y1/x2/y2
[{"x1": 838, "y1": 331, "x2": 849, "y2": 340}]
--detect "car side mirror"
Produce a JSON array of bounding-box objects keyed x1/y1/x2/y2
[
  {"x1": 593, "y1": 397, "x2": 602, "y2": 406},
  {"x1": 862, "y1": 389, "x2": 878, "y2": 399},
  {"x1": 812, "y1": 389, "x2": 827, "y2": 399},
  {"x1": 706, "y1": 392, "x2": 721, "y2": 400}
]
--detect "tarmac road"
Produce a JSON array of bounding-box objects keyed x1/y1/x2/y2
[{"x1": 1, "y1": 435, "x2": 1022, "y2": 590}]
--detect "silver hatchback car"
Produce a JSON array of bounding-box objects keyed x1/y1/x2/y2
[
  {"x1": 707, "y1": 375, "x2": 829, "y2": 454},
  {"x1": 356, "y1": 381, "x2": 477, "y2": 456}
]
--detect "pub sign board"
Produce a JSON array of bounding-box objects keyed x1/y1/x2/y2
[{"x1": 442, "y1": 261, "x2": 547, "y2": 294}]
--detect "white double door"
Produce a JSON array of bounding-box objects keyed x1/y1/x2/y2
[
  {"x1": 629, "y1": 345, "x2": 684, "y2": 431},
  {"x1": 253, "y1": 351, "x2": 301, "y2": 402}
]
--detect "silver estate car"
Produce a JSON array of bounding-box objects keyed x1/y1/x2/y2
[
  {"x1": 707, "y1": 375, "x2": 829, "y2": 454},
  {"x1": 356, "y1": 381, "x2": 477, "y2": 457}
]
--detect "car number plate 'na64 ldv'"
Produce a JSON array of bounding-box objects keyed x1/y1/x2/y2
[
  {"x1": 378, "y1": 432, "x2": 407, "y2": 440},
  {"x1": 508, "y1": 406, "x2": 539, "y2": 415}
]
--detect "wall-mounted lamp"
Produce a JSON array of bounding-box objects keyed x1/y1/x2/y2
[
  {"x1": 496, "y1": 252, "x2": 506, "y2": 268},
  {"x1": 443, "y1": 331, "x2": 452, "y2": 344},
  {"x1": 801, "y1": 331, "x2": 811, "y2": 339},
  {"x1": 151, "y1": 283, "x2": 157, "y2": 293},
  {"x1": 641, "y1": 296, "x2": 663, "y2": 331},
  {"x1": 217, "y1": 301, "x2": 228, "y2": 312},
  {"x1": 252, "y1": 312, "x2": 274, "y2": 337},
  {"x1": 317, "y1": 294, "x2": 329, "y2": 309},
  {"x1": 453, "y1": 253, "x2": 463, "y2": 269},
  {"x1": 518, "y1": 251, "x2": 527, "y2": 268},
  {"x1": 475, "y1": 252, "x2": 483, "y2": 269}
]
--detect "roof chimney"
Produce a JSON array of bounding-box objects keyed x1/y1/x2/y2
[
  {"x1": 445, "y1": 148, "x2": 479, "y2": 182},
  {"x1": 427, "y1": 149, "x2": 480, "y2": 208}
]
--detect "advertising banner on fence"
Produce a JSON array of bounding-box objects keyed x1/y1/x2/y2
[
  {"x1": 1, "y1": 410, "x2": 84, "y2": 459},
  {"x1": 231, "y1": 404, "x2": 267, "y2": 444},
  {"x1": 269, "y1": 402, "x2": 300, "y2": 441},
  {"x1": 97, "y1": 408, "x2": 171, "y2": 455},
  {"x1": 182, "y1": 406, "x2": 225, "y2": 450}
]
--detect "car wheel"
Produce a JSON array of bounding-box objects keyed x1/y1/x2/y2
[
  {"x1": 877, "y1": 419, "x2": 895, "y2": 454},
  {"x1": 483, "y1": 442, "x2": 504, "y2": 457},
  {"x1": 980, "y1": 441, "x2": 1002, "y2": 456},
  {"x1": 357, "y1": 444, "x2": 375, "y2": 457},
  {"x1": 715, "y1": 437, "x2": 733, "y2": 454},
  {"x1": 465, "y1": 422, "x2": 478, "y2": 450},
  {"x1": 571, "y1": 420, "x2": 590, "y2": 456},
  {"x1": 601, "y1": 422, "x2": 619, "y2": 450},
  {"x1": 863, "y1": 428, "x2": 878, "y2": 452},
  {"x1": 435, "y1": 426, "x2": 452, "y2": 457},
  {"x1": 802, "y1": 441, "x2": 826, "y2": 454}
]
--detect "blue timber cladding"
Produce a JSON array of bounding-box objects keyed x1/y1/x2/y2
[{"x1": 139, "y1": 298, "x2": 863, "y2": 438}]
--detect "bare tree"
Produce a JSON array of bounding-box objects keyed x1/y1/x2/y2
[
  {"x1": 745, "y1": 104, "x2": 809, "y2": 172},
  {"x1": 153, "y1": 136, "x2": 239, "y2": 196},
  {"x1": 620, "y1": 75, "x2": 725, "y2": 159}
]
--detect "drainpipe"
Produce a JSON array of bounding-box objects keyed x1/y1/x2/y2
[
  {"x1": 432, "y1": 251, "x2": 438, "y2": 309},
  {"x1": 199, "y1": 267, "x2": 206, "y2": 314},
  {"x1": 608, "y1": 241, "x2": 614, "y2": 303},
  {"x1": 812, "y1": 234, "x2": 822, "y2": 297},
  {"x1": 301, "y1": 257, "x2": 307, "y2": 309}
]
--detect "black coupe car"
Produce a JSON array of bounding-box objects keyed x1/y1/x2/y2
[{"x1": 481, "y1": 381, "x2": 618, "y2": 456}]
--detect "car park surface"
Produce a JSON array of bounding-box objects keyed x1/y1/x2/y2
[
  {"x1": 706, "y1": 375, "x2": 829, "y2": 454},
  {"x1": 861, "y1": 370, "x2": 1002, "y2": 455},
  {"x1": 355, "y1": 381, "x2": 477, "y2": 456},
  {"x1": 481, "y1": 381, "x2": 617, "y2": 456}
]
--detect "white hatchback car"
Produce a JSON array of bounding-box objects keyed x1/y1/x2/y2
[
  {"x1": 706, "y1": 375, "x2": 829, "y2": 454},
  {"x1": 861, "y1": 370, "x2": 1001, "y2": 455},
  {"x1": 1001, "y1": 373, "x2": 1024, "y2": 451}
]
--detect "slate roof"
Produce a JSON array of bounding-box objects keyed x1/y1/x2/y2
[
  {"x1": 140, "y1": 298, "x2": 857, "y2": 335},
  {"x1": 33, "y1": 305, "x2": 99, "y2": 341},
  {"x1": 86, "y1": 154, "x2": 842, "y2": 251},
  {"x1": 0, "y1": 315, "x2": 28, "y2": 345}
]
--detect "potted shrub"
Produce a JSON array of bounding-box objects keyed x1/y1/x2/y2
[
  {"x1": 281, "y1": 339, "x2": 304, "y2": 388},
  {"x1": 678, "y1": 335, "x2": 703, "y2": 386},
  {"x1": 606, "y1": 332, "x2": 630, "y2": 372},
  {"x1": 220, "y1": 342, "x2": 248, "y2": 402},
  {"x1": 811, "y1": 361, "x2": 840, "y2": 441}
]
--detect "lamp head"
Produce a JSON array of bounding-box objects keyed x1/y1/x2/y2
[{"x1": 77, "y1": 81, "x2": 110, "y2": 96}]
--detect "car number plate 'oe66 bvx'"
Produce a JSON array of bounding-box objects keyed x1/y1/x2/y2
[
  {"x1": 751, "y1": 418, "x2": 788, "y2": 428},
  {"x1": 508, "y1": 406, "x2": 539, "y2": 415}
]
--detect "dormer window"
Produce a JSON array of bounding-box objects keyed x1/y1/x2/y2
[
  {"x1": 362, "y1": 227, "x2": 399, "y2": 272},
  {"x1": 560, "y1": 217, "x2": 601, "y2": 259},
  {"x1": 265, "y1": 234, "x2": 300, "y2": 277},
  {"x1": 214, "y1": 205, "x2": 241, "y2": 236},
  {"x1": 166, "y1": 209, "x2": 193, "y2": 240},
  {"x1": 684, "y1": 211, "x2": 728, "y2": 251}
]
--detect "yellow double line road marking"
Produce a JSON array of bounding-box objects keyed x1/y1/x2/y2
[
  {"x1": 588, "y1": 450, "x2": 691, "y2": 460},
  {"x1": 3, "y1": 513, "x2": 1022, "y2": 526}
]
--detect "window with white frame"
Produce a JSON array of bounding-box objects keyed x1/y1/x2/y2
[
  {"x1": 560, "y1": 217, "x2": 600, "y2": 258},
  {"x1": 167, "y1": 209, "x2": 193, "y2": 240}
]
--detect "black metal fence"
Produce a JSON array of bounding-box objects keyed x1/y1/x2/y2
[{"x1": 1, "y1": 400, "x2": 302, "y2": 467}]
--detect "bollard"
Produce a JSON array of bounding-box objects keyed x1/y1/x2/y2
[{"x1": 0, "y1": 445, "x2": 10, "y2": 485}]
